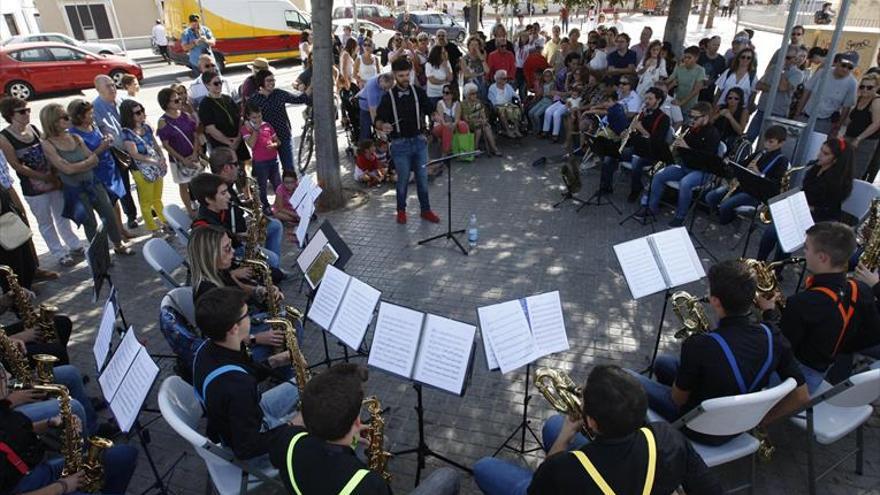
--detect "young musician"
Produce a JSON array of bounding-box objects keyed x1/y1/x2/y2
[
  {"x1": 270, "y1": 364, "x2": 461, "y2": 495},
  {"x1": 637, "y1": 102, "x2": 721, "y2": 227},
  {"x1": 600, "y1": 87, "x2": 670, "y2": 202},
  {"x1": 0, "y1": 268, "x2": 73, "y2": 365},
  {"x1": 631, "y1": 260, "x2": 809, "y2": 444},
  {"x1": 192, "y1": 287, "x2": 297, "y2": 463},
  {"x1": 704, "y1": 125, "x2": 790, "y2": 225},
  {"x1": 473, "y1": 365, "x2": 721, "y2": 495},
  {"x1": 773, "y1": 222, "x2": 880, "y2": 392}
]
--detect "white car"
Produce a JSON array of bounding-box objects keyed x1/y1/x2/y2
[
  {"x1": 2, "y1": 32, "x2": 125, "y2": 56},
  {"x1": 332, "y1": 19, "x2": 396, "y2": 50}
]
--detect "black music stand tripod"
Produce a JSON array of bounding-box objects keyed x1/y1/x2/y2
[
  {"x1": 578, "y1": 136, "x2": 622, "y2": 215},
  {"x1": 493, "y1": 362, "x2": 543, "y2": 456},
  {"x1": 640, "y1": 289, "x2": 673, "y2": 377},
  {"x1": 418, "y1": 151, "x2": 482, "y2": 256}
]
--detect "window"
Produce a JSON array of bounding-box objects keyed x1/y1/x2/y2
[
  {"x1": 376, "y1": 6, "x2": 392, "y2": 17},
  {"x1": 364, "y1": 7, "x2": 378, "y2": 17},
  {"x1": 46, "y1": 34, "x2": 73, "y2": 45},
  {"x1": 48, "y1": 47, "x2": 84, "y2": 61},
  {"x1": 284, "y1": 10, "x2": 309, "y2": 30},
  {"x1": 64, "y1": 4, "x2": 112, "y2": 40},
  {"x1": 10, "y1": 48, "x2": 52, "y2": 62},
  {"x1": 424, "y1": 15, "x2": 442, "y2": 25},
  {"x1": 3, "y1": 14, "x2": 19, "y2": 36}
]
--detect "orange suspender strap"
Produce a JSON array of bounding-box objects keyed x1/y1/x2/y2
[{"x1": 808, "y1": 280, "x2": 859, "y2": 357}]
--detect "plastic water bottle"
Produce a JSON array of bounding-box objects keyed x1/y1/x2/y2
[{"x1": 467, "y1": 214, "x2": 478, "y2": 248}]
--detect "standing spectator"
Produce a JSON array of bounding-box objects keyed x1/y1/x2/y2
[
  {"x1": 747, "y1": 46, "x2": 804, "y2": 142},
  {"x1": 667, "y1": 46, "x2": 706, "y2": 120},
  {"x1": 631, "y1": 27, "x2": 653, "y2": 65},
  {"x1": 814, "y1": 2, "x2": 834, "y2": 24},
  {"x1": 181, "y1": 13, "x2": 217, "y2": 76},
  {"x1": 152, "y1": 19, "x2": 171, "y2": 64},
  {"x1": 794, "y1": 52, "x2": 859, "y2": 135},
  {"x1": 0, "y1": 97, "x2": 82, "y2": 267},
  {"x1": 189, "y1": 54, "x2": 231, "y2": 108},
  {"x1": 120, "y1": 74, "x2": 140, "y2": 100},
  {"x1": 247, "y1": 70, "x2": 309, "y2": 173},
  {"x1": 398, "y1": 12, "x2": 418, "y2": 38},
  {"x1": 432, "y1": 84, "x2": 469, "y2": 155},
  {"x1": 157, "y1": 87, "x2": 204, "y2": 217},
  {"x1": 485, "y1": 24, "x2": 514, "y2": 54},
  {"x1": 723, "y1": 34, "x2": 752, "y2": 66},
  {"x1": 698, "y1": 36, "x2": 727, "y2": 102},
  {"x1": 560, "y1": 5, "x2": 569, "y2": 32},
  {"x1": 513, "y1": 31, "x2": 534, "y2": 101},
  {"x1": 339, "y1": 38, "x2": 359, "y2": 99},
  {"x1": 844, "y1": 73, "x2": 880, "y2": 181},
  {"x1": 487, "y1": 33, "x2": 516, "y2": 84},
  {"x1": 199, "y1": 70, "x2": 250, "y2": 163},
  {"x1": 542, "y1": 26, "x2": 562, "y2": 65},
  {"x1": 587, "y1": 38, "x2": 608, "y2": 75},
  {"x1": 434, "y1": 30, "x2": 462, "y2": 83},
  {"x1": 354, "y1": 39, "x2": 382, "y2": 89},
  {"x1": 568, "y1": 29, "x2": 584, "y2": 57},
  {"x1": 605, "y1": 33, "x2": 637, "y2": 85},
  {"x1": 356, "y1": 73, "x2": 394, "y2": 141},
  {"x1": 241, "y1": 102, "x2": 281, "y2": 213},
  {"x1": 425, "y1": 45, "x2": 454, "y2": 109},
  {"x1": 298, "y1": 30, "x2": 311, "y2": 60},
  {"x1": 414, "y1": 32, "x2": 431, "y2": 87},
  {"x1": 462, "y1": 3, "x2": 470, "y2": 31},
  {"x1": 461, "y1": 83, "x2": 499, "y2": 155},
  {"x1": 635, "y1": 40, "x2": 667, "y2": 98},
  {"x1": 714, "y1": 48, "x2": 758, "y2": 109},
  {"x1": 239, "y1": 58, "x2": 272, "y2": 115},
  {"x1": 523, "y1": 45, "x2": 550, "y2": 95},
  {"x1": 120, "y1": 100, "x2": 171, "y2": 238},
  {"x1": 461, "y1": 37, "x2": 489, "y2": 99}
]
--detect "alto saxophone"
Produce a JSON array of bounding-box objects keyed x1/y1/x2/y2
[
  {"x1": 742, "y1": 257, "x2": 804, "y2": 309},
  {"x1": 0, "y1": 325, "x2": 58, "y2": 386},
  {"x1": 0, "y1": 265, "x2": 58, "y2": 343},
  {"x1": 534, "y1": 368, "x2": 585, "y2": 432},
  {"x1": 264, "y1": 318, "x2": 311, "y2": 392},
  {"x1": 242, "y1": 178, "x2": 269, "y2": 262},
  {"x1": 758, "y1": 165, "x2": 808, "y2": 224},
  {"x1": 671, "y1": 291, "x2": 711, "y2": 340},
  {"x1": 362, "y1": 396, "x2": 391, "y2": 482},
  {"x1": 858, "y1": 198, "x2": 880, "y2": 271},
  {"x1": 648, "y1": 127, "x2": 690, "y2": 177}
]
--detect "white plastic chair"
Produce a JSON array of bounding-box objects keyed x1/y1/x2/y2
[
  {"x1": 163, "y1": 204, "x2": 192, "y2": 245},
  {"x1": 660, "y1": 378, "x2": 797, "y2": 494},
  {"x1": 158, "y1": 376, "x2": 283, "y2": 495},
  {"x1": 788, "y1": 369, "x2": 880, "y2": 495},
  {"x1": 842, "y1": 180, "x2": 880, "y2": 224},
  {"x1": 162, "y1": 287, "x2": 196, "y2": 328},
  {"x1": 143, "y1": 238, "x2": 188, "y2": 289}
]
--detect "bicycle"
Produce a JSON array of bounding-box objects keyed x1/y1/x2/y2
[{"x1": 297, "y1": 106, "x2": 314, "y2": 175}]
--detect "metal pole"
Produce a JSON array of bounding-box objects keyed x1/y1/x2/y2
[
  {"x1": 793, "y1": 0, "x2": 851, "y2": 166},
  {"x1": 756, "y1": 0, "x2": 801, "y2": 145},
  {"x1": 352, "y1": 0, "x2": 358, "y2": 24}
]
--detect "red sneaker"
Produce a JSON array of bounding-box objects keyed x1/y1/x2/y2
[
  {"x1": 420, "y1": 210, "x2": 441, "y2": 223},
  {"x1": 396, "y1": 210, "x2": 407, "y2": 224}
]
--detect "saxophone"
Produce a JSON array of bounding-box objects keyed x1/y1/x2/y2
[
  {"x1": 858, "y1": 198, "x2": 880, "y2": 271},
  {"x1": 242, "y1": 258, "x2": 305, "y2": 332},
  {"x1": 0, "y1": 265, "x2": 58, "y2": 343},
  {"x1": 535, "y1": 368, "x2": 585, "y2": 428},
  {"x1": 742, "y1": 257, "x2": 805, "y2": 309},
  {"x1": 362, "y1": 396, "x2": 391, "y2": 482},
  {"x1": 0, "y1": 325, "x2": 34, "y2": 386},
  {"x1": 264, "y1": 318, "x2": 311, "y2": 391},
  {"x1": 671, "y1": 291, "x2": 711, "y2": 340},
  {"x1": 758, "y1": 166, "x2": 808, "y2": 224},
  {"x1": 648, "y1": 127, "x2": 689, "y2": 177},
  {"x1": 242, "y1": 178, "x2": 268, "y2": 262}
]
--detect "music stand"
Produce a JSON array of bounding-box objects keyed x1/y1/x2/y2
[
  {"x1": 552, "y1": 154, "x2": 590, "y2": 209},
  {"x1": 619, "y1": 141, "x2": 675, "y2": 230},
  {"x1": 641, "y1": 289, "x2": 673, "y2": 376},
  {"x1": 725, "y1": 163, "x2": 778, "y2": 258},
  {"x1": 577, "y1": 135, "x2": 622, "y2": 215},
  {"x1": 492, "y1": 362, "x2": 543, "y2": 456},
  {"x1": 418, "y1": 151, "x2": 482, "y2": 256},
  {"x1": 679, "y1": 150, "x2": 727, "y2": 261}
]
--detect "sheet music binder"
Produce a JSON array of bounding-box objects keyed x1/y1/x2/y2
[
  {"x1": 613, "y1": 227, "x2": 706, "y2": 300},
  {"x1": 97, "y1": 327, "x2": 159, "y2": 433},
  {"x1": 296, "y1": 221, "x2": 353, "y2": 289},
  {"x1": 306, "y1": 265, "x2": 381, "y2": 351},
  {"x1": 768, "y1": 189, "x2": 814, "y2": 253}
]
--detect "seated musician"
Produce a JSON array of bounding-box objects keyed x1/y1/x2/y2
[
  {"x1": 704, "y1": 124, "x2": 790, "y2": 225},
  {"x1": 631, "y1": 260, "x2": 809, "y2": 445},
  {"x1": 599, "y1": 87, "x2": 670, "y2": 202},
  {"x1": 771, "y1": 222, "x2": 880, "y2": 392},
  {"x1": 271, "y1": 363, "x2": 461, "y2": 495},
  {"x1": 190, "y1": 147, "x2": 284, "y2": 272},
  {"x1": 757, "y1": 138, "x2": 853, "y2": 262},
  {"x1": 0, "y1": 269, "x2": 73, "y2": 365},
  {"x1": 636, "y1": 101, "x2": 721, "y2": 227},
  {"x1": 473, "y1": 365, "x2": 721, "y2": 495},
  {"x1": 192, "y1": 287, "x2": 298, "y2": 464},
  {"x1": 0, "y1": 364, "x2": 138, "y2": 495}
]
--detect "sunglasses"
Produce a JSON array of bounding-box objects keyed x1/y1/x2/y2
[
  {"x1": 689, "y1": 113, "x2": 704, "y2": 119},
  {"x1": 204, "y1": 63, "x2": 216, "y2": 68},
  {"x1": 443, "y1": 91, "x2": 451, "y2": 95},
  {"x1": 59, "y1": 114, "x2": 70, "y2": 121},
  {"x1": 620, "y1": 81, "x2": 631, "y2": 86},
  {"x1": 133, "y1": 109, "x2": 145, "y2": 116},
  {"x1": 170, "y1": 98, "x2": 181, "y2": 103},
  {"x1": 210, "y1": 80, "x2": 223, "y2": 86},
  {"x1": 727, "y1": 95, "x2": 740, "y2": 100},
  {"x1": 860, "y1": 85, "x2": 876, "y2": 90},
  {"x1": 739, "y1": 55, "x2": 753, "y2": 60},
  {"x1": 13, "y1": 108, "x2": 31, "y2": 115},
  {"x1": 840, "y1": 64, "x2": 854, "y2": 69}
]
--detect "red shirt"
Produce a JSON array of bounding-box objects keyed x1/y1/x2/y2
[
  {"x1": 523, "y1": 53, "x2": 550, "y2": 92},
  {"x1": 487, "y1": 50, "x2": 516, "y2": 83},
  {"x1": 356, "y1": 152, "x2": 381, "y2": 172}
]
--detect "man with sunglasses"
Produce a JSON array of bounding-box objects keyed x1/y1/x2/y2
[
  {"x1": 181, "y1": 13, "x2": 217, "y2": 76},
  {"x1": 189, "y1": 54, "x2": 231, "y2": 107},
  {"x1": 795, "y1": 52, "x2": 859, "y2": 135},
  {"x1": 747, "y1": 45, "x2": 805, "y2": 142}
]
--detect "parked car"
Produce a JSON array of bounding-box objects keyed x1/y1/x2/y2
[
  {"x1": 395, "y1": 11, "x2": 465, "y2": 41},
  {"x1": 0, "y1": 42, "x2": 143, "y2": 100},
  {"x1": 1, "y1": 32, "x2": 125, "y2": 56},
  {"x1": 332, "y1": 4, "x2": 396, "y2": 29},
  {"x1": 332, "y1": 19, "x2": 396, "y2": 50}
]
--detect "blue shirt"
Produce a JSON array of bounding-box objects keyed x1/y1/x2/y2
[
  {"x1": 358, "y1": 76, "x2": 388, "y2": 111},
  {"x1": 181, "y1": 26, "x2": 215, "y2": 68},
  {"x1": 606, "y1": 103, "x2": 629, "y2": 135},
  {"x1": 606, "y1": 49, "x2": 637, "y2": 84},
  {"x1": 92, "y1": 96, "x2": 123, "y2": 147}
]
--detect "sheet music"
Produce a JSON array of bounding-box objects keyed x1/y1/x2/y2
[
  {"x1": 329, "y1": 277, "x2": 381, "y2": 350},
  {"x1": 772, "y1": 192, "x2": 813, "y2": 253},
  {"x1": 289, "y1": 174, "x2": 315, "y2": 210},
  {"x1": 92, "y1": 296, "x2": 116, "y2": 370},
  {"x1": 477, "y1": 300, "x2": 538, "y2": 373},
  {"x1": 650, "y1": 228, "x2": 705, "y2": 287},
  {"x1": 109, "y1": 349, "x2": 159, "y2": 433},
  {"x1": 482, "y1": 332, "x2": 500, "y2": 370},
  {"x1": 412, "y1": 314, "x2": 475, "y2": 395},
  {"x1": 306, "y1": 265, "x2": 350, "y2": 330},
  {"x1": 98, "y1": 327, "x2": 141, "y2": 402},
  {"x1": 614, "y1": 238, "x2": 667, "y2": 299},
  {"x1": 368, "y1": 303, "x2": 424, "y2": 378},
  {"x1": 296, "y1": 229, "x2": 329, "y2": 276},
  {"x1": 526, "y1": 292, "x2": 569, "y2": 356},
  {"x1": 295, "y1": 200, "x2": 315, "y2": 248},
  {"x1": 309, "y1": 185, "x2": 322, "y2": 202}
]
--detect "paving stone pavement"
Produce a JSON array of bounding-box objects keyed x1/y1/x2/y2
[{"x1": 6, "y1": 123, "x2": 880, "y2": 494}]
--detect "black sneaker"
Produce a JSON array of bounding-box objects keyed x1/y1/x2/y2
[
  {"x1": 126, "y1": 218, "x2": 139, "y2": 229},
  {"x1": 633, "y1": 208, "x2": 650, "y2": 221}
]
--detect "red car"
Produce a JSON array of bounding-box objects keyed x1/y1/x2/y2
[{"x1": 0, "y1": 42, "x2": 143, "y2": 101}]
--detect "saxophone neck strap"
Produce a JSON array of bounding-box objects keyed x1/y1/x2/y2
[
  {"x1": 807, "y1": 279, "x2": 859, "y2": 357},
  {"x1": 571, "y1": 427, "x2": 656, "y2": 495},
  {"x1": 708, "y1": 324, "x2": 774, "y2": 394},
  {"x1": 0, "y1": 441, "x2": 29, "y2": 475},
  {"x1": 285, "y1": 431, "x2": 370, "y2": 495}
]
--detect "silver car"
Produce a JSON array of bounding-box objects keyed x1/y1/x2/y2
[{"x1": 2, "y1": 32, "x2": 125, "y2": 56}]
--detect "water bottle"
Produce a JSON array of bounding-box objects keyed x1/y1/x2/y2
[{"x1": 467, "y1": 214, "x2": 478, "y2": 248}]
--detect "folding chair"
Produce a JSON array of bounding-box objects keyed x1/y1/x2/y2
[
  {"x1": 143, "y1": 238, "x2": 188, "y2": 289},
  {"x1": 164, "y1": 204, "x2": 192, "y2": 245},
  {"x1": 842, "y1": 180, "x2": 880, "y2": 225}
]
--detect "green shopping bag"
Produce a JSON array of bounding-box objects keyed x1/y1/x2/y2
[{"x1": 451, "y1": 132, "x2": 475, "y2": 161}]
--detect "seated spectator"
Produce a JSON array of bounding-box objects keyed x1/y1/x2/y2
[
  {"x1": 528, "y1": 69, "x2": 556, "y2": 132},
  {"x1": 488, "y1": 70, "x2": 522, "y2": 138},
  {"x1": 711, "y1": 86, "x2": 749, "y2": 150},
  {"x1": 461, "y1": 83, "x2": 500, "y2": 156},
  {"x1": 355, "y1": 139, "x2": 385, "y2": 186},
  {"x1": 273, "y1": 170, "x2": 300, "y2": 241},
  {"x1": 432, "y1": 85, "x2": 470, "y2": 155},
  {"x1": 120, "y1": 74, "x2": 140, "y2": 100}
]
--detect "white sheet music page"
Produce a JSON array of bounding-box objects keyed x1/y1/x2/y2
[
  {"x1": 329, "y1": 277, "x2": 381, "y2": 350},
  {"x1": 306, "y1": 265, "x2": 350, "y2": 330},
  {"x1": 98, "y1": 327, "x2": 141, "y2": 402},
  {"x1": 770, "y1": 195, "x2": 805, "y2": 253},
  {"x1": 412, "y1": 314, "x2": 476, "y2": 394},
  {"x1": 477, "y1": 300, "x2": 538, "y2": 373},
  {"x1": 295, "y1": 200, "x2": 315, "y2": 248},
  {"x1": 781, "y1": 191, "x2": 814, "y2": 253},
  {"x1": 482, "y1": 334, "x2": 500, "y2": 370},
  {"x1": 650, "y1": 228, "x2": 705, "y2": 287},
  {"x1": 614, "y1": 237, "x2": 667, "y2": 299},
  {"x1": 526, "y1": 292, "x2": 569, "y2": 357},
  {"x1": 296, "y1": 229, "x2": 329, "y2": 275},
  {"x1": 92, "y1": 296, "x2": 116, "y2": 370},
  {"x1": 110, "y1": 349, "x2": 159, "y2": 433},
  {"x1": 289, "y1": 174, "x2": 315, "y2": 210},
  {"x1": 368, "y1": 303, "x2": 425, "y2": 379}
]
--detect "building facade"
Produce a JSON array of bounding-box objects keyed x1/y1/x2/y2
[
  {"x1": 1, "y1": 0, "x2": 42, "y2": 39},
  {"x1": 32, "y1": 0, "x2": 163, "y2": 49}
]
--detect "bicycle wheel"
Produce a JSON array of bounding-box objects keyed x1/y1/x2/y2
[{"x1": 297, "y1": 123, "x2": 314, "y2": 175}]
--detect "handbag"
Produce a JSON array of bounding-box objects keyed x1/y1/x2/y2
[
  {"x1": 164, "y1": 118, "x2": 205, "y2": 180},
  {"x1": 126, "y1": 129, "x2": 165, "y2": 182},
  {"x1": 451, "y1": 132, "x2": 475, "y2": 161},
  {"x1": 0, "y1": 211, "x2": 32, "y2": 250}
]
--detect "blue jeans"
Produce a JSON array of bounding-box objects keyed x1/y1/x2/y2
[
  {"x1": 704, "y1": 188, "x2": 758, "y2": 225},
  {"x1": 252, "y1": 159, "x2": 282, "y2": 211},
  {"x1": 12, "y1": 445, "x2": 138, "y2": 494},
  {"x1": 278, "y1": 135, "x2": 295, "y2": 172},
  {"x1": 17, "y1": 365, "x2": 97, "y2": 435},
  {"x1": 391, "y1": 135, "x2": 431, "y2": 212},
  {"x1": 799, "y1": 363, "x2": 827, "y2": 395},
  {"x1": 628, "y1": 355, "x2": 682, "y2": 422},
  {"x1": 473, "y1": 415, "x2": 589, "y2": 495},
  {"x1": 598, "y1": 149, "x2": 639, "y2": 192},
  {"x1": 260, "y1": 381, "x2": 300, "y2": 429},
  {"x1": 646, "y1": 165, "x2": 708, "y2": 220},
  {"x1": 359, "y1": 108, "x2": 373, "y2": 141}
]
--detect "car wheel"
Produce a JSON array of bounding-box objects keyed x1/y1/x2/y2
[
  {"x1": 109, "y1": 69, "x2": 127, "y2": 88},
  {"x1": 5, "y1": 80, "x2": 34, "y2": 101}
]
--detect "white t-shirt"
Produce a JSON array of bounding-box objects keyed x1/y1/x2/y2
[
  {"x1": 357, "y1": 55, "x2": 381, "y2": 83},
  {"x1": 151, "y1": 24, "x2": 168, "y2": 46},
  {"x1": 635, "y1": 58, "x2": 667, "y2": 98},
  {"x1": 716, "y1": 69, "x2": 757, "y2": 103},
  {"x1": 426, "y1": 62, "x2": 451, "y2": 98},
  {"x1": 618, "y1": 90, "x2": 642, "y2": 114},
  {"x1": 589, "y1": 50, "x2": 608, "y2": 71}
]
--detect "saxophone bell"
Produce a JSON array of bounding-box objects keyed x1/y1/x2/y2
[
  {"x1": 534, "y1": 368, "x2": 586, "y2": 432},
  {"x1": 671, "y1": 291, "x2": 711, "y2": 340}
]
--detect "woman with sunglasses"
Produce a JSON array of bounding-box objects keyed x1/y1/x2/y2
[
  {"x1": 198, "y1": 70, "x2": 251, "y2": 165},
  {"x1": 120, "y1": 99, "x2": 172, "y2": 238},
  {"x1": 157, "y1": 87, "x2": 204, "y2": 217},
  {"x1": 711, "y1": 86, "x2": 749, "y2": 150},
  {"x1": 354, "y1": 37, "x2": 382, "y2": 89},
  {"x1": 432, "y1": 84, "x2": 470, "y2": 155},
  {"x1": 714, "y1": 48, "x2": 757, "y2": 110},
  {"x1": 844, "y1": 73, "x2": 880, "y2": 181}
]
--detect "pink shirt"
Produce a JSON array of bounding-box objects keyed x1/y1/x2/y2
[
  {"x1": 273, "y1": 183, "x2": 295, "y2": 215},
  {"x1": 241, "y1": 121, "x2": 278, "y2": 162}
]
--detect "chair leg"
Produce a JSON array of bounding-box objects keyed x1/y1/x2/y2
[
  {"x1": 748, "y1": 453, "x2": 756, "y2": 495},
  {"x1": 204, "y1": 478, "x2": 214, "y2": 495},
  {"x1": 807, "y1": 409, "x2": 816, "y2": 495},
  {"x1": 239, "y1": 472, "x2": 248, "y2": 495},
  {"x1": 856, "y1": 425, "x2": 864, "y2": 475}
]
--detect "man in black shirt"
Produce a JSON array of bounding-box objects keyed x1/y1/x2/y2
[
  {"x1": 632, "y1": 260, "x2": 809, "y2": 445},
  {"x1": 376, "y1": 58, "x2": 441, "y2": 225},
  {"x1": 192, "y1": 287, "x2": 298, "y2": 463},
  {"x1": 473, "y1": 365, "x2": 721, "y2": 495},
  {"x1": 270, "y1": 364, "x2": 460, "y2": 495},
  {"x1": 697, "y1": 36, "x2": 727, "y2": 102},
  {"x1": 775, "y1": 222, "x2": 880, "y2": 392}
]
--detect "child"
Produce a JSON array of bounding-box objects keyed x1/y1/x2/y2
[
  {"x1": 241, "y1": 102, "x2": 281, "y2": 214},
  {"x1": 355, "y1": 139, "x2": 385, "y2": 187},
  {"x1": 273, "y1": 170, "x2": 300, "y2": 243},
  {"x1": 374, "y1": 137, "x2": 395, "y2": 183}
]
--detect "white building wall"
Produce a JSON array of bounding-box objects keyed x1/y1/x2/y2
[{"x1": 1, "y1": 0, "x2": 42, "y2": 40}]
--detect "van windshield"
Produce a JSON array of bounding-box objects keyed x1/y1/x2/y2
[{"x1": 375, "y1": 6, "x2": 391, "y2": 17}]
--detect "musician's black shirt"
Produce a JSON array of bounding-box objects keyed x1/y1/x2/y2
[
  {"x1": 270, "y1": 426, "x2": 390, "y2": 495},
  {"x1": 375, "y1": 85, "x2": 434, "y2": 140},
  {"x1": 631, "y1": 108, "x2": 671, "y2": 161},
  {"x1": 527, "y1": 422, "x2": 720, "y2": 495},
  {"x1": 802, "y1": 162, "x2": 849, "y2": 222},
  {"x1": 0, "y1": 403, "x2": 45, "y2": 492},
  {"x1": 680, "y1": 124, "x2": 721, "y2": 170},
  {"x1": 742, "y1": 148, "x2": 789, "y2": 184}
]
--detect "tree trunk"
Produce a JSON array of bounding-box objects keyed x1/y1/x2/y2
[
  {"x1": 469, "y1": 0, "x2": 479, "y2": 34},
  {"x1": 705, "y1": 0, "x2": 718, "y2": 28},
  {"x1": 697, "y1": 0, "x2": 709, "y2": 25},
  {"x1": 663, "y1": 0, "x2": 692, "y2": 58},
  {"x1": 310, "y1": 0, "x2": 344, "y2": 209}
]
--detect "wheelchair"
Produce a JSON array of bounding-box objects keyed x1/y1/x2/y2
[{"x1": 486, "y1": 96, "x2": 528, "y2": 139}]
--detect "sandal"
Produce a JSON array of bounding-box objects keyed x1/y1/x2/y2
[
  {"x1": 114, "y1": 243, "x2": 134, "y2": 256},
  {"x1": 59, "y1": 254, "x2": 76, "y2": 267}
]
